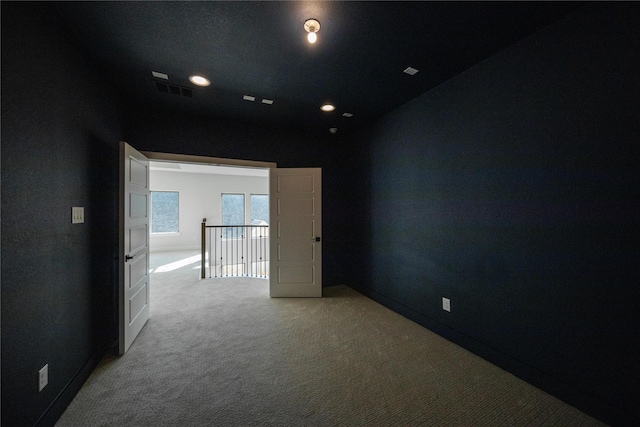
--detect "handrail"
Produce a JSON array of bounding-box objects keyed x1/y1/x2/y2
[{"x1": 201, "y1": 222, "x2": 270, "y2": 279}]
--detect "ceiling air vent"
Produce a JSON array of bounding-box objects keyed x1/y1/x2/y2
[
  {"x1": 403, "y1": 66, "x2": 419, "y2": 76},
  {"x1": 155, "y1": 82, "x2": 193, "y2": 98},
  {"x1": 151, "y1": 71, "x2": 169, "y2": 80}
]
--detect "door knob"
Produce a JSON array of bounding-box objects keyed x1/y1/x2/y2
[{"x1": 125, "y1": 255, "x2": 134, "y2": 261}]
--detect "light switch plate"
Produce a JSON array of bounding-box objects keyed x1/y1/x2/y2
[
  {"x1": 39, "y1": 364, "x2": 48, "y2": 392},
  {"x1": 72, "y1": 207, "x2": 84, "y2": 224},
  {"x1": 442, "y1": 297, "x2": 451, "y2": 312}
]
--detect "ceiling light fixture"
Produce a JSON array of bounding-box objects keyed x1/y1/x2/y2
[
  {"x1": 304, "y1": 19, "x2": 320, "y2": 44},
  {"x1": 189, "y1": 75, "x2": 210, "y2": 86},
  {"x1": 321, "y1": 104, "x2": 335, "y2": 112}
]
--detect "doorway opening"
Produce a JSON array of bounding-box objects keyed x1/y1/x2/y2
[
  {"x1": 142, "y1": 150, "x2": 275, "y2": 278},
  {"x1": 146, "y1": 155, "x2": 273, "y2": 316},
  {"x1": 148, "y1": 160, "x2": 270, "y2": 279},
  {"x1": 120, "y1": 143, "x2": 323, "y2": 354}
]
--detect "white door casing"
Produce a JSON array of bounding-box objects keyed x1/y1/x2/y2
[
  {"x1": 119, "y1": 142, "x2": 151, "y2": 354},
  {"x1": 269, "y1": 168, "x2": 322, "y2": 297}
]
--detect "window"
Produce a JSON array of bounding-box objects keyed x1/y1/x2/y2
[
  {"x1": 151, "y1": 191, "x2": 179, "y2": 233},
  {"x1": 250, "y1": 194, "x2": 269, "y2": 225},
  {"x1": 222, "y1": 193, "x2": 245, "y2": 238}
]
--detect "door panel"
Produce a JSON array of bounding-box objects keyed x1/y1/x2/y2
[
  {"x1": 277, "y1": 220, "x2": 315, "y2": 238},
  {"x1": 129, "y1": 224, "x2": 148, "y2": 253},
  {"x1": 130, "y1": 193, "x2": 147, "y2": 218},
  {"x1": 129, "y1": 156, "x2": 148, "y2": 186},
  {"x1": 278, "y1": 243, "x2": 314, "y2": 261},
  {"x1": 270, "y1": 168, "x2": 322, "y2": 297},
  {"x1": 129, "y1": 283, "x2": 149, "y2": 321},
  {"x1": 276, "y1": 173, "x2": 315, "y2": 192},
  {"x1": 120, "y1": 142, "x2": 151, "y2": 354},
  {"x1": 278, "y1": 266, "x2": 315, "y2": 283},
  {"x1": 277, "y1": 198, "x2": 315, "y2": 215},
  {"x1": 128, "y1": 255, "x2": 148, "y2": 288}
]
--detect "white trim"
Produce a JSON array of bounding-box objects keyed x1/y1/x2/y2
[{"x1": 141, "y1": 151, "x2": 277, "y2": 169}]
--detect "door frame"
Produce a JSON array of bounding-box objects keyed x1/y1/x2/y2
[
  {"x1": 142, "y1": 150, "x2": 277, "y2": 281},
  {"x1": 141, "y1": 151, "x2": 276, "y2": 170},
  {"x1": 119, "y1": 149, "x2": 321, "y2": 350},
  {"x1": 143, "y1": 151, "x2": 276, "y2": 282}
]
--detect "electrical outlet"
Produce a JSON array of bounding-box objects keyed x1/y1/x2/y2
[
  {"x1": 442, "y1": 297, "x2": 451, "y2": 312},
  {"x1": 39, "y1": 364, "x2": 48, "y2": 392},
  {"x1": 72, "y1": 206, "x2": 84, "y2": 224}
]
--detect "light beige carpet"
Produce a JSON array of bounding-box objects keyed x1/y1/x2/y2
[{"x1": 56, "y1": 251, "x2": 606, "y2": 426}]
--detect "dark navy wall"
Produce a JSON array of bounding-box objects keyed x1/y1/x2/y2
[
  {"x1": 361, "y1": 4, "x2": 639, "y2": 425},
  {"x1": 1, "y1": 3, "x2": 123, "y2": 426},
  {"x1": 1, "y1": 4, "x2": 361, "y2": 425}
]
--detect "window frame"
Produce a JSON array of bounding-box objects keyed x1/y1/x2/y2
[
  {"x1": 150, "y1": 190, "x2": 180, "y2": 235},
  {"x1": 250, "y1": 193, "x2": 269, "y2": 226},
  {"x1": 221, "y1": 193, "x2": 246, "y2": 239}
]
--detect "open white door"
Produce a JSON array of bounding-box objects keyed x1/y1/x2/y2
[
  {"x1": 269, "y1": 168, "x2": 322, "y2": 297},
  {"x1": 119, "y1": 141, "x2": 151, "y2": 354}
]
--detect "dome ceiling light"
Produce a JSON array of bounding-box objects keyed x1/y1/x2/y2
[{"x1": 304, "y1": 19, "x2": 320, "y2": 44}]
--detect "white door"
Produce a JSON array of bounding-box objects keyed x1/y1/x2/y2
[
  {"x1": 119, "y1": 142, "x2": 151, "y2": 354},
  {"x1": 269, "y1": 168, "x2": 322, "y2": 297}
]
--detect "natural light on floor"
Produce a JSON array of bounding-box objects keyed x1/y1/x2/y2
[{"x1": 150, "y1": 254, "x2": 202, "y2": 273}]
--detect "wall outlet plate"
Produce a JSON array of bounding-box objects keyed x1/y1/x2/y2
[
  {"x1": 442, "y1": 297, "x2": 451, "y2": 312},
  {"x1": 72, "y1": 206, "x2": 84, "y2": 224}
]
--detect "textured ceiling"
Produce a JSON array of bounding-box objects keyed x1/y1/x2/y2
[{"x1": 55, "y1": 1, "x2": 583, "y2": 135}]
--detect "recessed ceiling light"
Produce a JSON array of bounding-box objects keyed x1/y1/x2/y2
[
  {"x1": 262, "y1": 99, "x2": 274, "y2": 105},
  {"x1": 403, "y1": 67, "x2": 419, "y2": 76},
  {"x1": 189, "y1": 75, "x2": 210, "y2": 86},
  {"x1": 329, "y1": 128, "x2": 338, "y2": 134},
  {"x1": 152, "y1": 71, "x2": 168, "y2": 80},
  {"x1": 321, "y1": 104, "x2": 335, "y2": 112},
  {"x1": 243, "y1": 95, "x2": 256, "y2": 101},
  {"x1": 342, "y1": 112, "x2": 353, "y2": 118}
]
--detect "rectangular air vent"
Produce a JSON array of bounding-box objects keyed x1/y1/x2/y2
[
  {"x1": 156, "y1": 82, "x2": 169, "y2": 93},
  {"x1": 155, "y1": 82, "x2": 193, "y2": 98}
]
